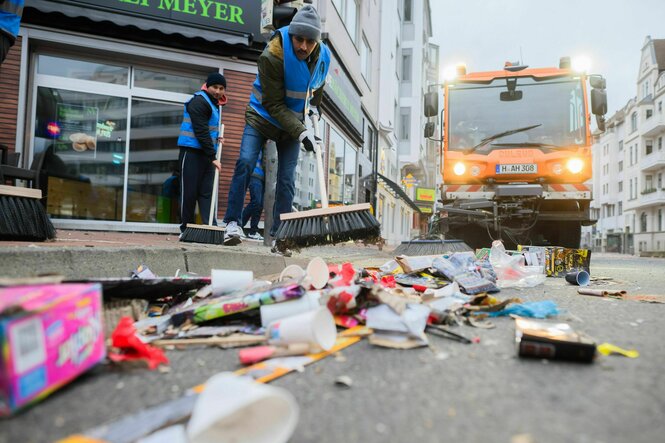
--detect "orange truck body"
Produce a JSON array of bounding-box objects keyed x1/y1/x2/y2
[{"x1": 435, "y1": 63, "x2": 602, "y2": 248}]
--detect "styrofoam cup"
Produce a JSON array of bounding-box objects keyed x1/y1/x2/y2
[
  {"x1": 266, "y1": 307, "x2": 337, "y2": 351},
  {"x1": 187, "y1": 372, "x2": 299, "y2": 443},
  {"x1": 279, "y1": 264, "x2": 305, "y2": 282},
  {"x1": 260, "y1": 291, "x2": 321, "y2": 327},
  {"x1": 211, "y1": 269, "x2": 253, "y2": 295},
  {"x1": 305, "y1": 257, "x2": 329, "y2": 289}
]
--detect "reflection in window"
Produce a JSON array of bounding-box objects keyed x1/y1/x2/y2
[
  {"x1": 35, "y1": 87, "x2": 128, "y2": 221},
  {"x1": 329, "y1": 126, "x2": 345, "y2": 202},
  {"x1": 134, "y1": 69, "x2": 204, "y2": 94},
  {"x1": 38, "y1": 55, "x2": 128, "y2": 85},
  {"x1": 127, "y1": 99, "x2": 182, "y2": 223}
]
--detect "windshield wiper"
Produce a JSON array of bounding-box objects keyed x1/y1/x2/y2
[{"x1": 464, "y1": 124, "x2": 542, "y2": 154}]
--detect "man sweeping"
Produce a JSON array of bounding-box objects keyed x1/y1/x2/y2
[
  {"x1": 177, "y1": 73, "x2": 227, "y2": 237},
  {"x1": 0, "y1": 0, "x2": 23, "y2": 64},
  {"x1": 222, "y1": 5, "x2": 330, "y2": 255}
]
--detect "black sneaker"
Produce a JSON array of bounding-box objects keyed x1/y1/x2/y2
[{"x1": 270, "y1": 240, "x2": 292, "y2": 257}]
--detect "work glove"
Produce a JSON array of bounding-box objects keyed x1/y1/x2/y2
[
  {"x1": 299, "y1": 128, "x2": 320, "y2": 153},
  {"x1": 308, "y1": 106, "x2": 320, "y2": 118}
]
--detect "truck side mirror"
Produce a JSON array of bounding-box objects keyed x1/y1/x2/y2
[
  {"x1": 590, "y1": 88, "x2": 607, "y2": 116},
  {"x1": 424, "y1": 122, "x2": 435, "y2": 138},
  {"x1": 424, "y1": 92, "x2": 438, "y2": 117},
  {"x1": 596, "y1": 115, "x2": 606, "y2": 132},
  {"x1": 589, "y1": 75, "x2": 606, "y2": 89}
]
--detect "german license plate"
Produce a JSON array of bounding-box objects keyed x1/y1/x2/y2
[{"x1": 495, "y1": 163, "x2": 537, "y2": 174}]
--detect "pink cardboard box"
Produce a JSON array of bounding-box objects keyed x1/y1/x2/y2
[{"x1": 0, "y1": 283, "x2": 105, "y2": 416}]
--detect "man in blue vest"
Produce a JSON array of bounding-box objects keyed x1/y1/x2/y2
[
  {"x1": 0, "y1": 0, "x2": 23, "y2": 64},
  {"x1": 222, "y1": 5, "x2": 330, "y2": 255},
  {"x1": 177, "y1": 73, "x2": 226, "y2": 236},
  {"x1": 241, "y1": 149, "x2": 265, "y2": 241}
]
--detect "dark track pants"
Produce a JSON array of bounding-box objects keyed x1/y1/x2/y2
[{"x1": 179, "y1": 147, "x2": 216, "y2": 233}]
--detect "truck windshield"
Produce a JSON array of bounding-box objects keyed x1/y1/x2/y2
[{"x1": 447, "y1": 76, "x2": 586, "y2": 153}]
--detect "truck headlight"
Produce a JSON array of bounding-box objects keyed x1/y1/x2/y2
[
  {"x1": 453, "y1": 162, "x2": 466, "y2": 175},
  {"x1": 566, "y1": 158, "x2": 584, "y2": 174}
]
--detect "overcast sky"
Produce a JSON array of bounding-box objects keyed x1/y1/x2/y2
[{"x1": 430, "y1": 0, "x2": 665, "y2": 116}]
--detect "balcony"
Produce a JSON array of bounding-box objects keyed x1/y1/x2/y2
[
  {"x1": 637, "y1": 188, "x2": 665, "y2": 208},
  {"x1": 641, "y1": 112, "x2": 665, "y2": 137},
  {"x1": 640, "y1": 149, "x2": 665, "y2": 171}
]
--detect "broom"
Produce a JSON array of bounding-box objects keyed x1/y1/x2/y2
[
  {"x1": 0, "y1": 185, "x2": 56, "y2": 241},
  {"x1": 274, "y1": 114, "x2": 381, "y2": 250},
  {"x1": 179, "y1": 104, "x2": 226, "y2": 245}
]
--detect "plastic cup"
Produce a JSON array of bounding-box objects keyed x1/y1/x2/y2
[
  {"x1": 565, "y1": 270, "x2": 590, "y2": 286},
  {"x1": 266, "y1": 307, "x2": 337, "y2": 351},
  {"x1": 305, "y1": 257, "x2": 329, "y2": 289},
  {"x1": 260, "y1": 291, "x2": 321, "y2": 327},
  {"x1": 211, "y1": 269, "x2": 253, "y2": 295},
  {"x1": 278, "y1": 264, "x2": 305, "y2": 282},
  {"x1": 187, "y1": 372, "x2": 299, "y2": 443}
]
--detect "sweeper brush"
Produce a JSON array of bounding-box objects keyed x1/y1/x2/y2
[{"x1": 274, "y1": 114, "x2": 381, "y2": 251}]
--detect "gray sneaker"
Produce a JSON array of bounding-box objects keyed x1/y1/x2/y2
[
  {"x1": 270, "y1": 240, "x2": 292, "y2": 257},
  {"x1": 247, "y1": 232, "x2": 264, "y2": 241},
  {"x1": 224, "y1": 221, "x2": 243, "y2": 246}
]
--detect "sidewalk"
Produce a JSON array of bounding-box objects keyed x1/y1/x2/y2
[{"x1": 0, "y1": 230, "x2": 393, "y2": 279}]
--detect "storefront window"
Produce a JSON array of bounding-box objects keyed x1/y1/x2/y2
[
  {"x1": 35, "y1": 87, "x2": 128, "y2": 221},
  {"x1": 344, "y1": 142, "x2": 356, "y2": 202},
  {"x1": 127, "y1": 99, "x2": 182, "y2": 223},
  {"x1": 328, "y1": 126, "x2": 345, "y2": 203},
  {"x1": 133, "y1": 69, "x2": 203, "y2": 94},
  {"x1": 38, "y1": 55, "x2": 128, "y2": 85}
]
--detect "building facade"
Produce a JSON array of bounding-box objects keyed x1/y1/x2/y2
[{"x1": 589, "y1": 36, "x2": 665, "y2": 255}]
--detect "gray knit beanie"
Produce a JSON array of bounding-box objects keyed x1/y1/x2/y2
[{"x1": 288, "y1": 5, "x2": 321, "y2": 41}]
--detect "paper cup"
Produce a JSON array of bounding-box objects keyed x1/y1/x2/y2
[
  {"x1": 279, "y1": 264, "x2": 305, "y2": 282},
  {"x1": 211, "y1": 269, "x2": 253, "y2": 295},
  {"x1": 260, "y1": 291, "x2": 321, "y2": 327},
  {"x1": 565, "y1": 270, "x2": 590, "y2": 286},
  {"x1": 266, "y1": 307, "x2": 337, "y2": 351},
  {"x1": 305, "y1": 257, "x2": 329, "y2": 289},
  {"x1": 187, "y1": 372, "x2": 299, "y2": 443}
]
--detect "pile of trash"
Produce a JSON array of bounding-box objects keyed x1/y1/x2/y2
[{"x1": 0, "y1": 239, "x2": 645, "y2": 442}]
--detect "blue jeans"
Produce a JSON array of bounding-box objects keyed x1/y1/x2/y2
[
  {"x1": 241, "y1": 176, "x2": 264, "y2": 234},
  {"x1": 224, "y1": 124, "x2": 300, "y2": 236}
]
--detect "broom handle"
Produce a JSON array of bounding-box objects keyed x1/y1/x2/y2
[
  {"x1": 310, "y1": 114, "x2": 328, "y2": 209},
  {"x1": 208, "y1": 104, "x2": 224, "y2": 226}
]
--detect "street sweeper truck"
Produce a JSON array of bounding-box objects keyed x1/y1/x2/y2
[{"x1": 423, "y1": 57, "x2": 608, "y2": 249}]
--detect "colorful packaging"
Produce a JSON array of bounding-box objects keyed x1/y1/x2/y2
[
  {"x1": 519, "y1": 245, "x2": 591, "y2": 277},
  {"x1": 0, "y1": 284, "x2": 105, "y2": 416}
]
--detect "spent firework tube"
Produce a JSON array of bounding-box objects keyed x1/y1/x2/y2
[{"x1": 192, "y1": 284, "x2": 306, "y2": 324}]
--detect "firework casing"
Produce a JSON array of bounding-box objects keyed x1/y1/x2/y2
[{"x1": 0, "y1": 283, "x2": 105, "y2": 416}]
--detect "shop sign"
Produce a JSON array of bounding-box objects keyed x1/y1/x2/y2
[
  {"x1": 416, "y1": 187, "x2": 436, "y2": 202},
  {"x1": 63, "y1": 0, "x2": 259, "y2": 36},
  {"x1": 418, "y1": 205, "x2": 433, "y2": 214},
  {"x1": 325, "y1": 52, "x2": 363, "y2": 136}
]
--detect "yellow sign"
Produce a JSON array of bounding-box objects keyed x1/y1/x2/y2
[
  {"x1": 416, "y1": 187, "x2": 436, "y2": 202},
  {"x1": 418, "y1": 206, "x2": 433, "y2": 213}
]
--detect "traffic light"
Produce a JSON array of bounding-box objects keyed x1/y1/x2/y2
[{"x1": 260, "y1": 1, "x2": 302, "y2": 37}]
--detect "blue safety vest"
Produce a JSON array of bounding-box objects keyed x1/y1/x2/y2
[
  {"x1": 249, "y1": 26, "x2": 330, "y2": 129},
  {"x1": 177, "y1": 91, "x2": 219, "y2": 150},
  {"x1": 0, "y1": 0, "x2": 23, "y2": 40}
]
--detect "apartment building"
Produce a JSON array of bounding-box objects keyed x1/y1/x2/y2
[
  {"x1": 590, "y1": 36, "x2": 665, "y2": 255},
  {"x1": 376, "y1": 0, "x2": 438, "y2": 245}
]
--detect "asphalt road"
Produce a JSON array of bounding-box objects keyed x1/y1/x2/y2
[{"x1": 1, "y1": 253, "x2": 664, "y2": 443}]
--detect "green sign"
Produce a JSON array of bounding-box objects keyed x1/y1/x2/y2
[
  {"x1": 62, "y1": 0, "x2": 259, "y2": 36},
  {"x1": 54, "y1": 103, "x2": 99, "y2": 156}
]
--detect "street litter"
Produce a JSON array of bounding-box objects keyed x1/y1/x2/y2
[
  {"x1": 108, "y1": 316, "x2": 169, "y2": 370},
  {"x1": 597, "y1": 343, "x2": 640, "y2": 358},
  {"x1": 565, "y1": 269, "x2": 590, "y2": 286},
  {"x1": 514, "y1": 318, "x2": 596, "y2": 363},
  {"x1": 488, "y1": 300, "x2": 560, "y2": 319},
  {"x1": 578, "y1": 288, "x2": 627, "y2": 297},
  {"x1": 0, "y1": 283, "x2": 105, "y2": 416}
]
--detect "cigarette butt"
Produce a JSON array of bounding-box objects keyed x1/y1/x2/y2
[{"x1": 577, "y1": 288, "x2": 608, "y2": 297}]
